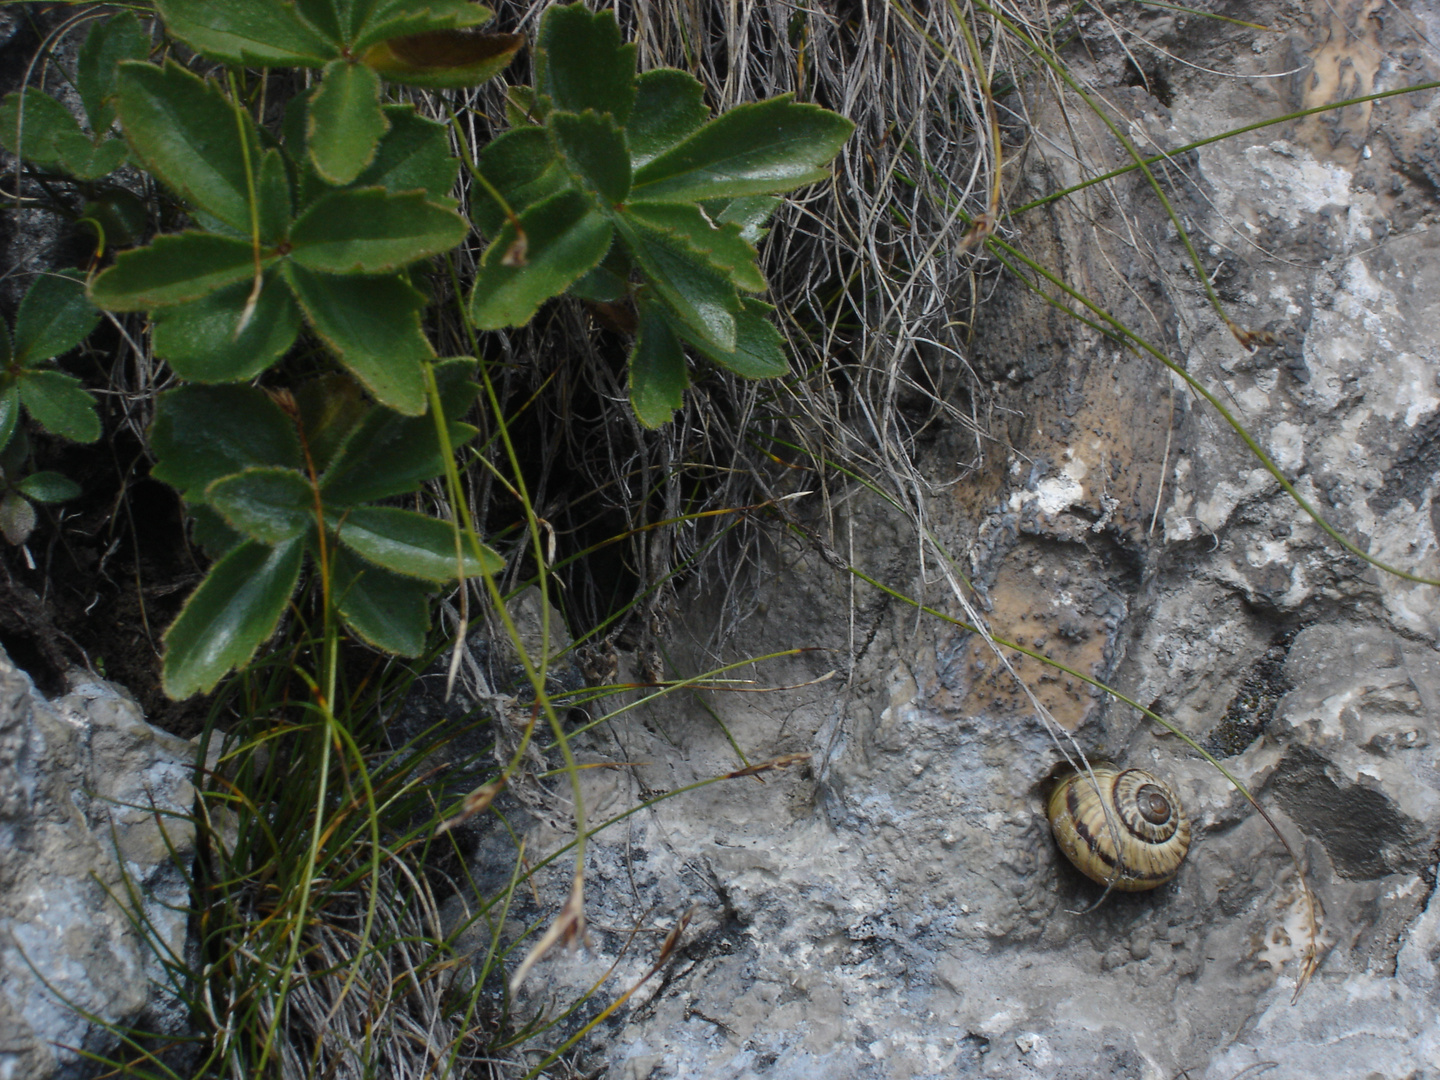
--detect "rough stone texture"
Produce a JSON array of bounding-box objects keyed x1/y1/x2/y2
[
  {"x1": 0, "y1": 647, "x2": 196, "y2": 1080},
  {"x1": 455, "y1": 1, "x2": 1440, "y2": 1077},
  {"x1": 0, "y1": 6, "x2": 106, "y2": 314}
]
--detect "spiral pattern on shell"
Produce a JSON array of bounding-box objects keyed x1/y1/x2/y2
[{"x1": 1046, "y1": 766, "x2": 1191, "y2": 891}]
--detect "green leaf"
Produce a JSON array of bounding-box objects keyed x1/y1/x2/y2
[
  {"x1": 615, "y1": 212, "x2": 739, "y2": 352},
  {"x1": 712, "y1": 194, "x2": 781, "y2": 244},
  {"x1": 631, "y1": 94, "x2": 853, "y2": 203},
  {"x1": 504, "y1": 85, "x2": 539, "y2": 127},
  {"x1": 114, "y1": 61, "x2": 265, "y2": 233},
  {"x1": 189, "y1": 503, "x2": 244, "y2": 559},
  {"x1": 17, "y1": 471, "x2": 81, "y2": 504},
  {"x1": 153, "y1": 0, "x2": 337, "y2": 66},
  {"x1": 568, "y1": 260, "x2": 626, "y2": 303},
  {"x1": 470, "y1": 125, "x2": 567, "y2": 237},
  {"x1": 308, "y1": 60, "x2": 389, "y2": 185},
  {"x1": 293, "y1": 372, "x2": 371, "y2": 474},
  {"x1": 0, "y1": 91, "x2": 93, "y2": 172},
  {"x1": 0, "y1": 385, "x2": 18, "y2": 452},
  {"x1": 0, "y1": 88, "x2": 127, "y2": 178},
  {"x1": 282, "y1": 264, "x2": 433, "y2": 415},
  {"x1": 628, "y1": 69, "x2": 708, "y2": 168},
  {"x1": 65, "y1": 138, "x2": 129, "y2": 180},
  {"x1": 0, "y1": 86, "x2": 128, "y2": 178},
  {"x1": 73, "y1": 138, "x2": 130, "y2": 182},
  {"x1": 360, "y1": 29, "x2": 523, "y2": 89},
  {"x1": 333, "y1": 546, "x2": 430, "y2": 656},
  {"x1": 149, "y1": 385, "x2": 303, "y2": 498},
  {"x1": 351, "y1": 0, "x2": 495, "y2": 52},
  {"x1": 80, "y1": 189, "x2": 149, "y2": 249},
  {"x1": 629, "y1": 299, "x2": 687, "y2": 428},
  {"x1": 353, "y1": 105, "x2": 459, "y2": 202},
  {"x1": 207, "y1": 467, "x2": 315, "y2": 544},
  {"x1": 672, "y1": 297, "x2": 788, "y2": 378},
  {"x1": 89, "y1": 232, "x2": 259, "y2": 311},
  {"x1": 534, "y1": 3, "x2": 636, "y2": 124},
  {"x1": 0, "y1": 426, "x2": 26, "y2": 477},
  {"x1": 292, "y1": 0, "x2": 344, "y2": 41},
  {"x1": 255, "y1": 148, "x2": 292, "y2": 245},
  {"x1": 289, "y1": 187, "x2": 467, "y2": 274},
  {"x1": 0, "y1": 491, "x2": 36, "y2": 546},
  {"x1": 280, "y1": 91, "x2": 327, "y2": 212},
  {"x1": 152, "y1": 271, "x2": 302, "y2": 382},
  {"x1": 162, "y1": 537, "x2": 305, "y2": 699},
  {"x1": 624, "y1": 201, "x2": 765, "y2": 292},
  {"x1": 16, "y1": 370, "x2": 100, "y2": 443},
  {"x1": 13, "y1": 270, "x2": 100, "y2": 365},
  {"x1": 76, "y1": 12, "x2": 151, "y2": 135},
  {"x1": 334, "y1": 505, "x2": 502, "y2": 582},
  {"x1": 319, "y1": 357, "x2": 478, "y2": 504},
  {"x1": 469, "y1": 190, "x2": 613, "y2": 329},
  {"x1": 549, "y1": 110, "x2": 630, "y2": 204}
]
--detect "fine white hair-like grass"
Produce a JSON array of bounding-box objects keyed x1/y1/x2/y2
[{"x1": 436, "y1": 0, "x2": 1005, "y2": 660}]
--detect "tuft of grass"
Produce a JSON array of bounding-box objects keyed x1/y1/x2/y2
[{"x1": 84, "y1": 577, "x2": 821, "y2": 1075}]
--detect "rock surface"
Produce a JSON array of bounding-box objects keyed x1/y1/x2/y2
[
  {"x1": 0, "y1": 647, "x2": 196, "y2": 1080},
  {"x1": 462, "y1": 1, "x2": 1440, "y2": 1077}
]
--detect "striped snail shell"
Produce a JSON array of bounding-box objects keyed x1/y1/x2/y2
[{"x1": 1046, "y1": 766, "x2": 1191, "y2": 891}]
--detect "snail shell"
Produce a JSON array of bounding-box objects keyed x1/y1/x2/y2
[{"x1": 1046, "y1": 766, "x2": 1191, "y2": 891}]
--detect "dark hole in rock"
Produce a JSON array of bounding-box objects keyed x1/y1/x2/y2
[
  {"x1": 0, "y1": 628, "x2": 65, "y2": 697},
  {"x1": 1205, "y1": 630, "x2": 1297, "y2": 757},
  {"x1": 1122, "y1": 60, "x2": 1175, "y2": 107}
]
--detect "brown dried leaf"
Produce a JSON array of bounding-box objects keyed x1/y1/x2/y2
[
  {"x1": 437, "y1": 776, "x2": 506, "y2": 834},
  {"x1": 509, "y1": 872, "x2": 586, "y2": 992},
  {"x1": 362, "y1": 31, "x2": 524, "y2": 90},
  {"x1": 721, "y1": 752, "x2": 811, "y2": 780}
]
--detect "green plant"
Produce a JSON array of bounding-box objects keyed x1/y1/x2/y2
[
  {"x1": 47, "y1": 0, "x2": 852, "y2": 696},
  {"x1": 146, "y1": 362, "x2": 501, "y2": 698},
  {"x1": 0, "y1": 430, "x2": 78, "y2": 546},
  {"x1": 89, "y1": 55, "x2": 471, "y2": 411},
  {"x1": 464, "y1": 3, "x2": 852, "y2": 424},
  {"x1": 0, "y1": 270, "x2": 100, "y2": 545},
  {"x1": 0, "y1": 11, "x2": 149, "y2": 181}
]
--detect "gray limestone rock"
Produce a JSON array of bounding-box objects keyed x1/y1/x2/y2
[
  {"x1": 0, "y1": 647, "x2": 196, "y2": 1080},
  {"x1": 456, "y1": 0, "x2": 1440, "y2": 1076}
]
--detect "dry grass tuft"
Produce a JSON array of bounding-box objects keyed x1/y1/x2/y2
[{"x1": 428, "y1": 0, "x2": 1007, "y2": 662}]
